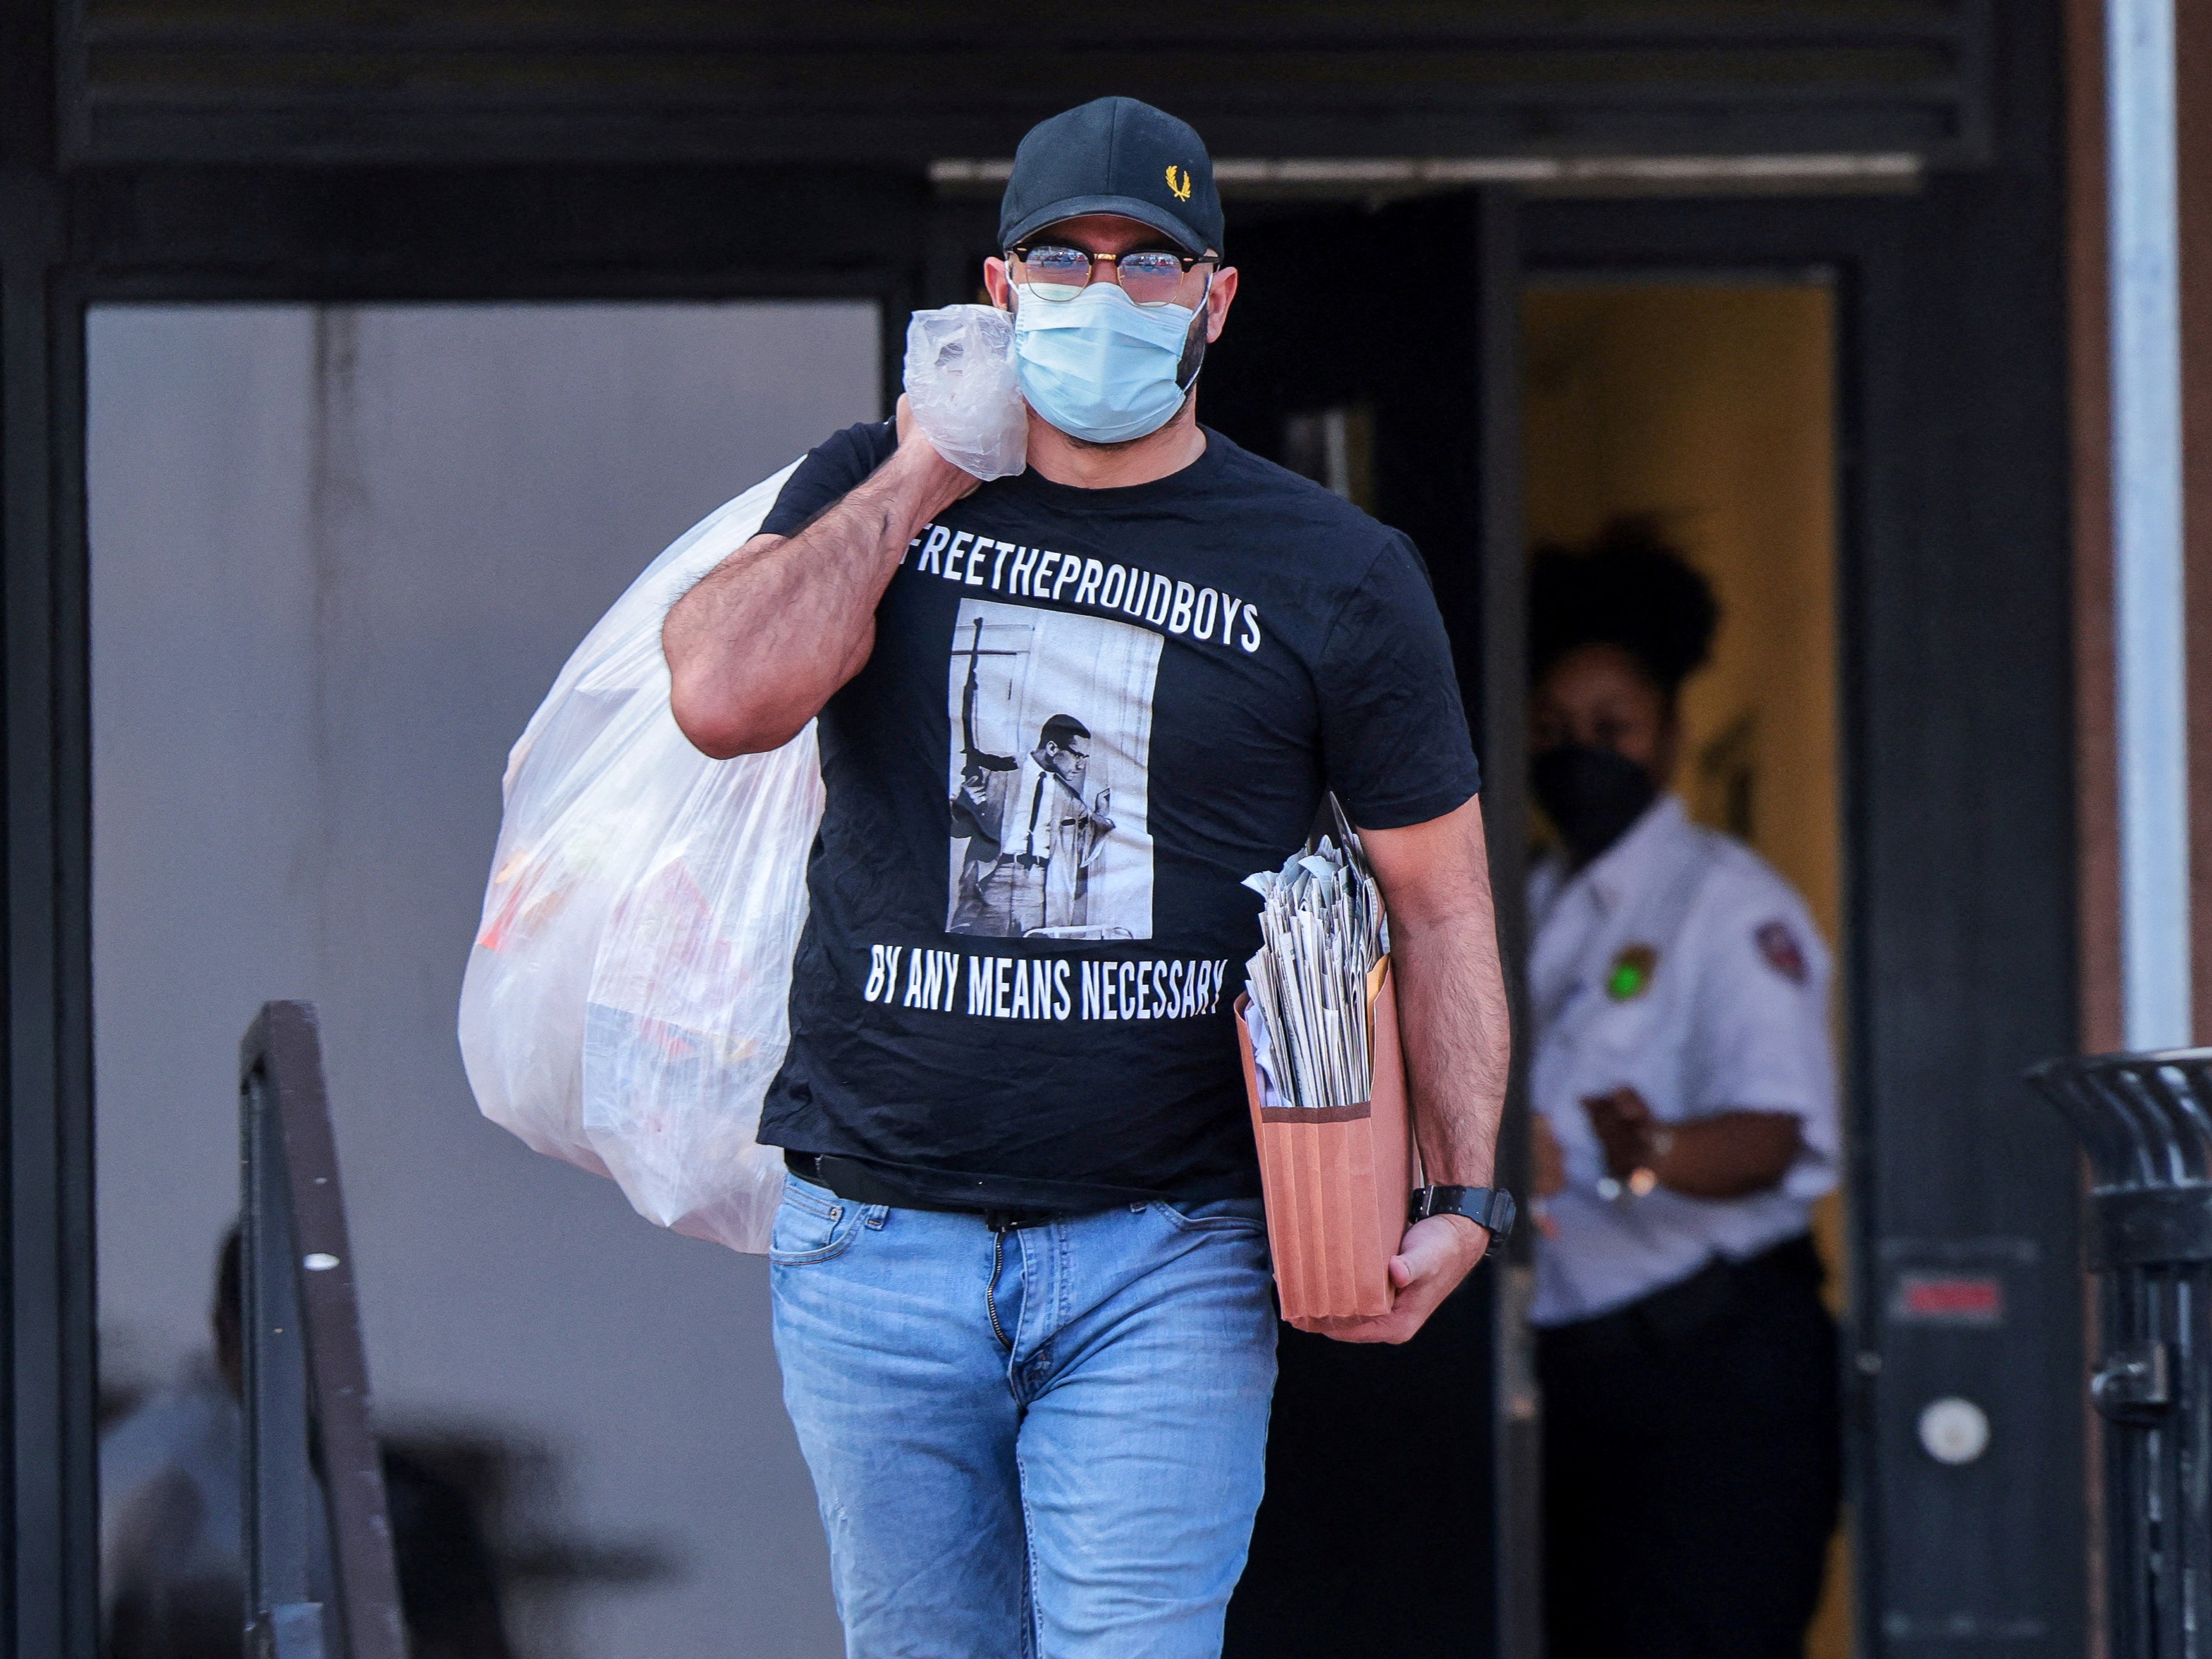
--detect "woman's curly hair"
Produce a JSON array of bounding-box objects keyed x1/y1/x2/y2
[{"x1": 1529, "y1": 516, "x2": 1719, "y2": 698}]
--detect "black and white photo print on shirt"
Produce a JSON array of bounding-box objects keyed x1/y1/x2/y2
[{"x1": 945, "y1": 597, "x2": 1159, "y2": 941}]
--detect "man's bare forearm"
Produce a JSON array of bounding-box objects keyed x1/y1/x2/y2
[
  {"x1": 1395, "y1": 905, "x2": 1510, "y2": 1188},
  {"x1": 664, "y1": 423, "x2": 973, "y2": 758},
  {"x1": 1363, "y1": 796, "x2": 1513, "y2": 1190}
]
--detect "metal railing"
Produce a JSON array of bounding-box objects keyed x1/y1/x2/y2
[
  {"x1": 2030, "y1": 1046, "x2": 2212, "y2": 1658},
  {"x1": 239, "y1": 1000, "x2": 406, "y2": 1659}
]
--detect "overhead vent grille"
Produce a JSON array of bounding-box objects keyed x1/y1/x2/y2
[{"x1": 71, "y1": 2, "x2": 1993, "y2": 171}]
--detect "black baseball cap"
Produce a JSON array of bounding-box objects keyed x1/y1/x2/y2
[{"x1": 999, "y1": 97, "x2": 1224, "y2": 260}]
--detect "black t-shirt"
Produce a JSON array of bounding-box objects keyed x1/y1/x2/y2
[{"x1": 755, "y1": 420, "x2": 1481, "y2": 1210}]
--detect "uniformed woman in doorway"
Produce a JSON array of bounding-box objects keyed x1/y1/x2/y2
[{"x1": 1526, "y1": 520, "x2": 1842, "y2": 1659}]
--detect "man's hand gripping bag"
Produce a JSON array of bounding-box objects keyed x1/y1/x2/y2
[
  {"x1": 457, "y1": 462, "x2": 815, "y2": 1255},
  {"x1": 462, "y1": 311, "x2": 1018, "y2": 1252}
]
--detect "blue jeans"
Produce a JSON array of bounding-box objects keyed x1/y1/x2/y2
[{"x1": 770, "y1": 1174, "x2": 1278, "y2": 1659}]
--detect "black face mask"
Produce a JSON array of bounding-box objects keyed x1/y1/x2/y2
[{"x1": 1530, "y1": 742, "x2": 1658, "y2": 868}]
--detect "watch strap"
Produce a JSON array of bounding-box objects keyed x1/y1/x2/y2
[{"x1": 1409, "y1": 1184, "x2": 1517, "y2": 1242}]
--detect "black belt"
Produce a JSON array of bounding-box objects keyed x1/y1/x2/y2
[
  {"x1": 1537, "y1": 1233, "x2": 1826, "y2": 1364},
  {"x1": 783, "y1": 1150, "x2": 1061, "y2": 1231}
]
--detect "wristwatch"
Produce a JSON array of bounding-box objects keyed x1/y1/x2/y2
[{"x1": 1409, "y1": 1185, "x2": 1518, "y2": 1243}]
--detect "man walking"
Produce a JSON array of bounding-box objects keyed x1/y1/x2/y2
[{"x1": 664, "y1": 96, "x2": 1513, "y2": 1659}]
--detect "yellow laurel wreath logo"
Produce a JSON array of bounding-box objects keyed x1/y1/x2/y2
[{"x1": 1166, "y1": 164, "x2": 1193, "y2": 202}]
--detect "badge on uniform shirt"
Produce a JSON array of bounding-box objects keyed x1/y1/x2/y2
[
  {"x1": 1605, "y1": 943, "x2": 1658, "y2": 1000},
  {"x1": 1755, "y1": 920, "x2": 1809, "y2": 985}
]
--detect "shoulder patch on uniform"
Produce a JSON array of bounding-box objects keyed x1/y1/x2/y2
[
  {"x1": 1755, "y1": 920, "x2": 1808, "y2": 985},
  {"x1": 1605, "y1": 943, "x2": 1657, "y2": 1001}
]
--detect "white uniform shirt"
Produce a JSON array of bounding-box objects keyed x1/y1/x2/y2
[{"x1": 1527, "y1": 794, "x2": 1838, "y2": 1328}]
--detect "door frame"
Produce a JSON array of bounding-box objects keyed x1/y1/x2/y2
[
  {"x1": 1520, "y1": 174, "x2": 2083, "y2": 1655},
  {"x1": 1, "y1": 20, "x2": 2079, "y2": 1648}
]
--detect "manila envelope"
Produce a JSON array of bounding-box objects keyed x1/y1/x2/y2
[{"x1": 1234, "y1": 957, "x2": 1419, "y2": 1325}]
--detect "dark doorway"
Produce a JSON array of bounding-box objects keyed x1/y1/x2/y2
[
  {"x1": 1205, "y1": 189, "x2": 1531, "y2": 1659},
  {"x1": 1522, "y1": 271, "x2": 1853, "y2": 1654}
]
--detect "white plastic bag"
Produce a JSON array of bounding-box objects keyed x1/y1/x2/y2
[
  {"x1": 458, "y1": 461, "x2": 818, "y2": 1254},
  {"x1": 904, "y1": 305, "x2": 1028, "y2": 480}
]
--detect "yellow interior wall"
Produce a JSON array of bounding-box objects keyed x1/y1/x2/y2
[{"x1": 1523, "y1": 282, "x2": 1850, "y2": 1658}]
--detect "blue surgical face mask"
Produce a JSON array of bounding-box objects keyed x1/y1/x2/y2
[{"x1": 1012, "y1": 281, "x2": 1203, "y2": 445}]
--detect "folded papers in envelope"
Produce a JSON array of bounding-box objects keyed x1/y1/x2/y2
[{"x1": 1237, "y1": 817, "x2": 1421, "y2": 1323}]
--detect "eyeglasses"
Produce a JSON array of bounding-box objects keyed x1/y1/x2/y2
[{"x1": 1009, "y1": 244, "x2": 1215, "y2": 308}]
